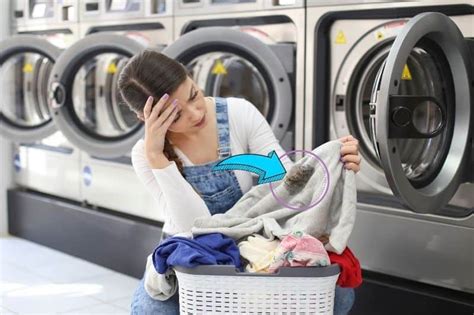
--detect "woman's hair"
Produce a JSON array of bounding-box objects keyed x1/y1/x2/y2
[{"x1": 117, "y1": 49, "x2": 187, "y2": 175}]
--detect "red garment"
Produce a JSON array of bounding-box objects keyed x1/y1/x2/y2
[{"x1": 328, "y1": 247, "x2": 362, "y2": 288}]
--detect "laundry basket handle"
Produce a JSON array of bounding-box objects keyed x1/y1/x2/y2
[{"x1": 174, "y1": 264, "x2": 340, "y2": 277}]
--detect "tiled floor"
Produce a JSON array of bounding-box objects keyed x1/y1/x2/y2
[{"x1": 0, "y1": 236, "x2": 139, "y2": 314}]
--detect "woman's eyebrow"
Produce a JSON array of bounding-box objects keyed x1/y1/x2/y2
[{"x1": 187, "y1": 86, "x2": 194, "y2": 101}]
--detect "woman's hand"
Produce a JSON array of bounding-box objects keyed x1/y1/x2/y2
[
  {"x1": 143, "y1": 94, "x2": 179, "y2": 163},
  {"x1": 339, "y1": 135, "x2": 361, "y2": 173}
]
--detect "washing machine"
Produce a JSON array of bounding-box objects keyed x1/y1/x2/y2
[
  {"x1": 173, "y1": 0, "x2": 305, "y2": 154},
  {"x1": 305, "y1": 0, "x2": 473, "y2": 311},
  {"x1": 46, "y1": 0, "x2": 175, "y2": 221},
  {"x1": 1, "y1": 0, "x2": 82, "y2": 201}
]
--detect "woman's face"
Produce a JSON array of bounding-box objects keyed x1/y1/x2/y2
[
  {"x1": 166, "y1": 76, "x2": 208, "y2": 133},
  {"x1": 136, "y1": 76, "x2": 208, "y2": 134}
]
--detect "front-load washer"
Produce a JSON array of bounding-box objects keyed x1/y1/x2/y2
[
  {"x1": 1, "y1": 0, "x2": 82, "y2": 201},
  {"x1": 173, "y1": 0, "x2": 305, "y2": 154},
  {"x1": 306, "y1": 0, "x2": 473, "y2": 312},
  {"x1": 46, "y1": 0, "x2": 174, "y2": 221}
]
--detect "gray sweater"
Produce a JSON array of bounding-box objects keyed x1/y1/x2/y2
[{"x1": 192, "y1": 140, "x2": 356, "y2": 254}]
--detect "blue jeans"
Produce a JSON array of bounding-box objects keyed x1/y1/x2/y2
[{"x1": 131, "y1": 277, "x2": 355, "y2": 314}]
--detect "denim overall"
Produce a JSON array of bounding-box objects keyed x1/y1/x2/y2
[
  {"x1": 180, "y1": 97, "x2": 244, "y2": 216},
  {"x1": 130, "y1": 97, "x2": 354, "y2": 315}
]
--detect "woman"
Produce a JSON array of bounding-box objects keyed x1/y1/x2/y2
[{"x1": 118, "y1": 49, "x2": 361, "y2": 315}]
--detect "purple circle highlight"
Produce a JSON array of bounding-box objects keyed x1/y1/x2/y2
[{"x1": 269, "y1": 149, "x2": 330, "y2": 211}]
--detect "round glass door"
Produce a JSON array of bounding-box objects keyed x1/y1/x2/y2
[
  {"x1": 49, "y1": 33, "x2": 146, "y2": 158},
  {"x1": 351, "y1": 41, "x2": 453, "y2": 189},
  {"x1": 188, "y1": 52, "x2": 270, "y2": 118},
  {"x1": 2, "y1": 52, "x2": 52, "y2": 126},
  {"x1": 369, "y1": 12, "x2": 471, "y2": 212},
  {"x1": 71, "y1": 53, "x2": 138, "y2": 138},
  {"x1": 162, "y1": 27, "x2": 293, "y2": 142},
  {"x1": 0, "y1": 36, "x2": 61, "y2": 142}
]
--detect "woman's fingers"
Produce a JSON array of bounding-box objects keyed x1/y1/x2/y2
[
  {"x1": 340, "y1": 144, "x2": 359, "y2": 156},
  {"x1": 339, "y1": 135, "x2": 361, "y2": 173},
  {"x1": 159, "y1": 104, "x2": 179, "y2": 131},
  {"x1": 153, "y1": 99, "x2": 178, "y2": 128},
  {"x1": 339, "y1": 135, "x2": 356, "y2": 143},
  {"x1": 344, "y1": 162, "x2": 360, "y2": 173},
  {"x1": 341, "y1": 139, "x2": 359, "y2": 148},
  {"x1": 341, "y1": 154, "x2": 361, "y2": 165},
  {"x1": 148, "y1": 93, "x2": 170, "y2": 122},
  {"x1": 339, "y1": 135, "x2": 359, "y2": 155},
  {"x1": 143, "y1": 96, "x2": 154, "y2": 120}
]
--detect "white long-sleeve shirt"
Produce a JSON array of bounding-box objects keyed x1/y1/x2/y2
[{"x1": 131, "y1": 97, "x2": 294, "y2": 235}]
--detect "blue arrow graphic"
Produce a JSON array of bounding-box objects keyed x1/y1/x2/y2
[{"x1": 212, "y1": 150, "x2": 287, "y2": 184}]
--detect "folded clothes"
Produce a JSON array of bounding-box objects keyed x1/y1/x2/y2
[
  {"x1": 328, "y1": 247, "x2": 363, "y2": 288},
  {"x1": 238, "y1": 234, "x2": 280, "y2": 273},
  {"x1": 192, "y1": 140, "x2": 357, "y2": 254},
  {"x1": 268, "y1": 231, "x2": 330, "y2": 273},
  {"x1": 153, "y1": 232, "x2": 241, "y2": 274}
]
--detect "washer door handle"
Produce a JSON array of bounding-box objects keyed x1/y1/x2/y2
[
  {"x1": 50, "y1": 81, "x2": 66, "y2": 109},
  {"x1": 388, "y1": 95, "x2": 446, "y2": 139}
]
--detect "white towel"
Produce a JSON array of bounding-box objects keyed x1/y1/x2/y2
[{"x1": 143, "y1": 254, "x2": 177, "y2": 301}]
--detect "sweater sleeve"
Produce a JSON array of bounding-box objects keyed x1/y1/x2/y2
[
  {"x1": 131, "y1": 139, "x2": 211, "y2": 234},
  {"x1": 239, "y1": 99, "x2": 295, "y2": 172}
]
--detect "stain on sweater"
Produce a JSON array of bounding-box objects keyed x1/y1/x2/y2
[{"x1": 283, "y1": 163, "x2": 315, "y2": 195}]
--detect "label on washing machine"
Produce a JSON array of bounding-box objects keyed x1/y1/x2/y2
[
  {"x1": 212, "y1": 60, "x2": 227, "y2": 75},
  {"x1": 401, "y1": 64, "x2": 412, "y2": 80},
  {"x1": 375, "y1": 31, "x2": 384, "y2": 41},
  {"x1": 22, "y1": 63, "x2": 33, "y2": 73},
  {"x1": 373, "y1": 20, "x2": 408, "y2": 43},
  {"x1": 14, "y1": 154, "x2": 21, "y2": 172},
  {"x1": 83, "y1": 166, "x2": 92, "y2": 186},
  {"x1": 335, "y1": 30, "x2": 347, "y2": 44},
  {"x1": 107, "y1": 63, "x2": 117, "y2": 74}
]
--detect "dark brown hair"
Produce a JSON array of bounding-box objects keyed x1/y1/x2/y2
[{"x1": 117, "y1": 49, "x2": 187, "y2": 175}]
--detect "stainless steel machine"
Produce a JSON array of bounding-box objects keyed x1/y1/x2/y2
[
  {"x1": 1, "y1": 0, "x2": 82, "y2": 201},
  {"x1": 173, "y1": 0, "x2": 306, "y2": 154},
  {"x1": 47, "y1": 0, "x2": 175, "y2": 221},
  {"x1": 305, "y1": 0, "x2": 473, "y2": 312}
]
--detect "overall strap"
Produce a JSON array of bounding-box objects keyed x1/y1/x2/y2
[{"x1": 214, "y1": 97, "x2": 232, "y2": 159}]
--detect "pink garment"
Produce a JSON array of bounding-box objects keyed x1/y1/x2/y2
[{"x1": 268, "y1": 231, "x2": 330, "y2": 273}]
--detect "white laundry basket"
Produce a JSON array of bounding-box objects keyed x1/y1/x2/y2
[{"x1": 174, "y1": 264, "x2": 340, "y2": 314}]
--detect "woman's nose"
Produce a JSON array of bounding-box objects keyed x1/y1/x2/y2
[{"x1": 188, "y1": 105, "x2": 203, "y2": 120}]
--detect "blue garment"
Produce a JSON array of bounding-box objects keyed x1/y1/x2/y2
[
  {"x1": 182, "y1": 97, "x2": 244, "y2": 215},
  {"x1": 153, "y1": 233, "x2": 241, "y2": 274}
]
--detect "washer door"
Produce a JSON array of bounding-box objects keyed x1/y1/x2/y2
[
  {"x1": 162, "y1": 27, "x2": 293, "y2": 142},
  {"x1": 370, "y1": 12, "x2": 472, "y2": 212},
  {"x1": 48, "y1": 33, "x2": 146, "y2": 158},
  {"x1": 0, "y1": 35, "x2": 61, "y2": 142}
]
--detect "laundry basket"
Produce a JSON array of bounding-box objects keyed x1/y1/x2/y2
[{"x1": 174, "y1": 264, "x2": 340, "y2": 314}]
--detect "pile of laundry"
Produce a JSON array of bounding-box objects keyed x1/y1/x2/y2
[{"x1": 144, "y1": 140, "x2": 362, "y2": 301}]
